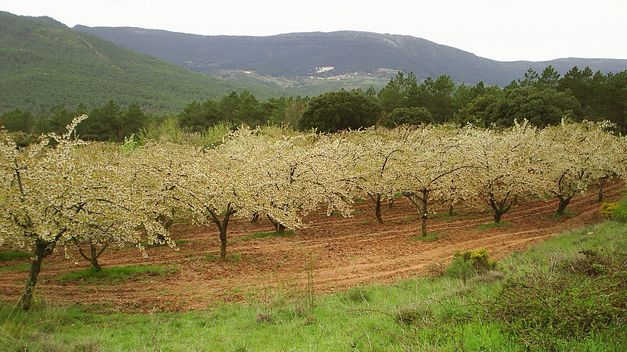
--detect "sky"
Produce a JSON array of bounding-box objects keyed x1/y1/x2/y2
[{"x1": 2, "y1": 0, "x2": 626, "y2": 61}]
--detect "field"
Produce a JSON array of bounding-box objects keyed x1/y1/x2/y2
[{"x1": 0, "y1": 181, "x2": 623, "y2": 314}]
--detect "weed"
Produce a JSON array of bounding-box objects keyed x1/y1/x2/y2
[
  {"x1": 0, "y1": 251, "x2": 30, "y2": 261},
  {"x1": 549, "y1": 209, "x2": 576, "y2": 220},
  {"x1": 57, "y1": 265, "x2": 177, "y2": 283},
  {"x1": 476, "y1": 221, "x2": 512, "y2": 231},
  {"x1": 395, "y1": 305, "x2": 433, "y2": 326},
  {"x1": 238, "y1": 230, "x2": 296, "y2": 242},
  {"x1": 342, "y1": 287, "x2": 372, "y2": 304},
  {"x1": 0, "y1": 263, "x2": 30, "y2": 272},
  {"x1": 413, "y1": 232, "x2": 441, "y2": 242},
  {"x1": 255, "y1": 311, "x2": 273, "y2": 324}
]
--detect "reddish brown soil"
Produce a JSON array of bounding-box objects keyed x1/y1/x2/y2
[{"x1": 0, "y1": 182, "x2": 623, "y2": 312}]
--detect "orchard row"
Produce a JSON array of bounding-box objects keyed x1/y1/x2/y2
[{"x1": 1, "y1": 116, "x2": 625, "y2": 309}]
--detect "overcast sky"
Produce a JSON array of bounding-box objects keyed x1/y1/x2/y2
[{"x1": 2, "y1": 0, "x2": 626, "y2": 61}]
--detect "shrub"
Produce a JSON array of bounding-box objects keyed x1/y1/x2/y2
[
  {"x1": 298, "y1": 90, "x2": 380, "y2": 132},
  {"x1": 446, "y1": 249, "x2": 497, "y2": 283},
  {"x1": 599, "y1": 202, "x2": 617, "y2": 219},
  {"x1": 383, "y1": 107, "x2": 432, "y2": 127}
]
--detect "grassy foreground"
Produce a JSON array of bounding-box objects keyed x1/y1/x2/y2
[{"x1": 1, "y1": 220, "x2": 626, "y2": 351}]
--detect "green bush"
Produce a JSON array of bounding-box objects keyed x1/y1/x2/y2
[
  {"x1": 446, "y1": 249, "x2": 497, "y2": 282},
  {"x1": 383, "y1": 107, "x2": 433, "y2": 127}
]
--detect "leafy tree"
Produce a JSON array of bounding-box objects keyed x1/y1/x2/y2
[
  {"x1": 384, "y1": 107, "x2": 433, "y2": 127},
  {"x1": 0, "y1": 109, "x2": 34, "y2": 132},
  {"x1": 299, "y1": 90, "x2": 381, "y2": 132},
  {"x1": 463, "y1": 86, "x2": 581, "y2": 127},
  {"x1": 178, "y1": 100, "x2": 222, "y2": 132},
  {"x1": 219, "y1": 90, "x2": 267, "y2": 127},
  {"x1": 403, "y1": 75, "x2": 457, "y2": 123},
  {"x1": 378, "y1": 72, "x2": 419, "y2": 113}
]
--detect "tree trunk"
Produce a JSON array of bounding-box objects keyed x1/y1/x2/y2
[
  {"x1": 251, "y1": 212, "x2": 260, "y2": 223},
  {"x1": 90, "y1": 244, "x2": 102, "y2": 272},
  {"x1": 219, "y1": 212, "x2": 231, "y2": 259},
  {"x1": 19, "y1": 240, "x2": 50, "y2": 310},
  {"x1": 219, "y1": 226, "x2": 227, "y2": 259},
  {"x1": 493, "y1": 211, "x2": 502, "y2": 223},
  {"x1": 448, "y1": 203, "x2": 454, "y2": 217},
  {"x1": 556, "y1": 196, "x2": 571, "y2": 215},
  {"x1": 375, "y1": 194, "x2": 383, "y2": 224},
  {"x1": 598, "y1": 177, "x2": 608, "y2": 203},
  {"x1": 420, "y1": 190, "x2": 429, "y2": 236},
  {"x1": 267, "y1": 215, "x2": 286, "y2": 233}
]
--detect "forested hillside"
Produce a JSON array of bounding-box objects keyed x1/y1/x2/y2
[
  {"x1": 76, "y1": 26, "x2": 627, "y2": 85},
  {"x1": 0, "y1": 11, "x2": 279, "y2": 114}
]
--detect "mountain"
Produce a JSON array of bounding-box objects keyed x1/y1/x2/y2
[
  {"x1": 74, "y1": 26, "x2": 627, "y2": 86},
  {"x1": 0, "y1": 11, "x2": 279, "y2": 114}
]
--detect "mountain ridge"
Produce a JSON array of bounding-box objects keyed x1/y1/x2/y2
[{"x1": 74, "y1": 26, "x2": 627, "y2": 85}]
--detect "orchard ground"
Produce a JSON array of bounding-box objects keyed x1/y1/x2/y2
[{"x1": 0, "y1": 182, "x2": 623, "y2": 313}]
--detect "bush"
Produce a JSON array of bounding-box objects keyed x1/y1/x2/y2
[
  {"x1": 599, "y1": 202, "x2": 617, "y2": 219},
  {"x1": 446, "y1": 249, "x2": 497, "y2": 282},
  {"x1": 384, "y1": 107, "x2": 432, "y2": 127},
  {"x1": 298, "y1": 90, "x2": 380, "y2": 132},
  {"x1": 490, "y1": 250, "x2": 626, "y2": 350}
]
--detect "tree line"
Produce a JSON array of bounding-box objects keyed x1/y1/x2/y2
[{"x1": 1, "y1": 65, "x2": 625, "y2": 144}]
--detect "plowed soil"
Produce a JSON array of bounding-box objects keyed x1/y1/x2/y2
[{"x1": 0, "y1": 182, "x2": 623, "y2": 312}]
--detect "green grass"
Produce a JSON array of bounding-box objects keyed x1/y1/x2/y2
[
  {"x1": 549, "y1": 209, "x2": 577, "y2": 220},
  {"x1": 238, "y1": 230, "x2": 296, "y2": 242},
  {"x1": 412, "y1": 232, "x2": 442, "y2": 242},
  {"x1": 57, "y1": 265, "x2": 177, "y2": 283},
  {"x1": 0, "y1": 251, "x2": 30, "y2": 261},
  {"x1": 1, "y1": 221, "x2": 626, "y2": 351},
  {"x1": 0, "y1": 263, "x2": 30, "y2": 273},
  {"x1": 174, "y1": 239, "x2": 190, "y2": 246},
  {"x1": 477, "y1": 220, "x2": 512, "y2": 230},
  {"x1": 611, "y1": 195, "x2": 627, "y2": 222}
]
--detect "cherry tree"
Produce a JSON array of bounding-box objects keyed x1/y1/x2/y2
[
  {"x1": 396, "y1": 125, "x2": 472, "y2": 236},
  {"x1": 348, "y1": 127, "x2": 410, "y2": 224},
  {"x1": 0, "y1": 116, "x2": 170, "y2": 310},
  {"x1": 540, "y1": 121, "x2": 616, "y2": 215},
  {"x1": 466, "y1": 122, "x2": 550, "y2": 223}
]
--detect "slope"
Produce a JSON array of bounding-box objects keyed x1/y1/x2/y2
[
  {"x1": 0, "y1": 12, "x2": 280, "y2": 114},
  {"x1": 75, "y1": 26, "x2": 627, "y2": 86}
]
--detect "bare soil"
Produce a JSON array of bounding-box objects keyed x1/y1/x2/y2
[{"x1": 0, "y1": 182, "x2": 623, "y2": 312}]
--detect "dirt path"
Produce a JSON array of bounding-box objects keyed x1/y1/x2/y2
[{"x1": 0, "y1": 182, "x2": 623, "y2": 312}]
